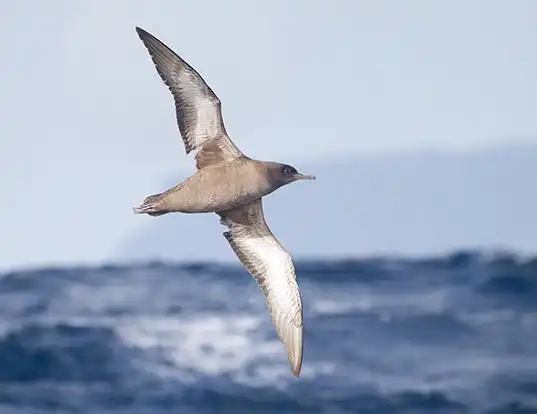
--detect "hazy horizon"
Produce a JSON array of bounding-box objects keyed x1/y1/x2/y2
[{"x1": 102, "y1": 141, "x2": 533, "y2": 269}]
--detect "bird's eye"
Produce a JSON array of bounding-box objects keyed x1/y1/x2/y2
[{"x1": 282, "y1": 165, "x2": 296, "y2": 176}]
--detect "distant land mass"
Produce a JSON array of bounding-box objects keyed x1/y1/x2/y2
[{"x1": 114, "y1": 142, "x2": 536, "y2": 263}]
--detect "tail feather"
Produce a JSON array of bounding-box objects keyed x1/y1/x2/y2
[{"x1": 133, "y1": 194, "x2": 168, "y2": 216}]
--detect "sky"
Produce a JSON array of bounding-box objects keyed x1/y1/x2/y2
[{"x1": 2, "y1": 1, "x2": 537, "y2": 271}]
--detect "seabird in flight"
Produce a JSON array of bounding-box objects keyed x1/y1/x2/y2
[{"x1": 133, "y1": 27, "x2": 315, "y2": 377}]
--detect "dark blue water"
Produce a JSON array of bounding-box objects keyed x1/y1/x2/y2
[{"x1": 1, "y1": 250, "x2": 536, "y2": 413}]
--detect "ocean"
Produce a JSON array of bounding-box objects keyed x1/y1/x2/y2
[{"x1": 0, "y1": 250, "x2": 535, "y2": 413}]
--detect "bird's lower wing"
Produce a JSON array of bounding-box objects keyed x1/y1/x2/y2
[{"x1": 218, "y1": 199, "x2": 304, "y2": 376}]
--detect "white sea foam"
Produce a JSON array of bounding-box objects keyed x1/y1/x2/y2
[
  {"x1": 311, "y1": 288, "x2": 448, "y2": 317},
  {"x1": 117, "y1": 313, "x2": 286, "y2": 379},
  {"x1": 116, "y1": 312, "x2": 336, "y2": 386}
]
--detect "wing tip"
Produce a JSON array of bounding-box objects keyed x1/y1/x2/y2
[
  {"x1": 291, "y1": 360, "x2": 303, "y2": 377},
  {"x1": 134, "y1": 26, "x2": 167, "y2": 52},
  {"x1": 135, "y1": 26, "x2": 149, "y2": 39},
  {"x1": 289, "y1": 323, "x2": 304, "y2": 377}
]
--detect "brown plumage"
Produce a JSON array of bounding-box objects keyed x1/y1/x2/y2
[{"x1": 133, "y1": 26, "x2": 315, "y2": 377}]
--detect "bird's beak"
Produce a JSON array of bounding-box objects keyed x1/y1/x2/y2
[{"x1": 295, "y1": 173, "x2": 316, "y2": 180}]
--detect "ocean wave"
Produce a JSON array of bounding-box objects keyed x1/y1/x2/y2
[
  {"x1": 478, "y1": 273, "x2": 537, "y2": 298},
  {"x1": 310, "y1": 288, "x2": 449, "y2": 317},
  {"x1": 474, "y1": 257, "x2": 537, "y2": 311},
  {"x1": 0, "y1": 323, "x2": 140, "y2": 383}
]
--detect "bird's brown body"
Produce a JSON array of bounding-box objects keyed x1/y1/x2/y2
[{"x1": 138, "y1": 157, "x2": 286, "y2": 215}]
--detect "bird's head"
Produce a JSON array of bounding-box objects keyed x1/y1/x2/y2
[{"x1": 266, "y1": 162, "x2": 316, "y2": 188}]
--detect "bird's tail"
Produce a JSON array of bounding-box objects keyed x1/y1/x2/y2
[{"x1": 133, "y1": 193, "x2": 168, "y2": 216}]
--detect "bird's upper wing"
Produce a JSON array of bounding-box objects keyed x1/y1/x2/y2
[
  {"x1": 218, "y1": 199, "x2": 304, "y2": 376},
  {"x1": 136, "y1": 27, "x2": 244, "y2": 169}
]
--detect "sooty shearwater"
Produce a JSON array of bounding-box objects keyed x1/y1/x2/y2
[{"x1": 133, "y1": 27, "x2": 315, "y2": 377}]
